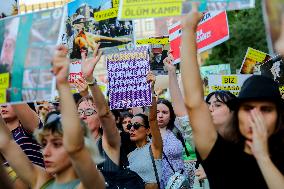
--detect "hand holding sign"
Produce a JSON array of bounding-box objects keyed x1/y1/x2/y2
[
  {"x1": 52, "y1": 45, "x2": 69, "y2": 85},
  {"x1": 146, "y1": 71, "x2": 156, "y2": 93},
  {"x1": 163, "y1": 52, "x2": 176, "y2": 73},
  {"x1": 74, "y1": 77, "x2": 88, "y2": 97},
  {"x1": 81, "y1": 44, "x2": 102, "y2": 82}
]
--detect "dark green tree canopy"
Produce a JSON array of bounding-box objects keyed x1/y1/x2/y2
[{"x1": 203, "y1": 0, "x2": 268, "y2": 73}]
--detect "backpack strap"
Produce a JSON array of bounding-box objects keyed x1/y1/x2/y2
[
  {"x1": 172, "y1": 127, "x2": 190, "y2": 157},
  {"x1": 149, "y1": 145, "x2": 160, "y2": 188}
]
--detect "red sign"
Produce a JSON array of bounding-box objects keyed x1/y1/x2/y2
[
  {"x1": 168, "y1": 22, "x2": 182, "y2": 64},
  {"x1": 197, "y1": 11, "x2": 229, "y2": 53},
  {"x1": 168, "y1": 11, "x2": 229, "y2": 62}
]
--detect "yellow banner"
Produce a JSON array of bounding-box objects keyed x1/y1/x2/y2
[
  {"x1": 122, "y1": 0, "x2": 182, "y2": 5},
  {"x1": 94, "y1": 8, "x2": 118, "y2": 21},
  {"x1": 0, "y1": 89, "x2": 6, "y2": 104},
  {"x1": 120, "y1": 2, "x2": 182, "y2": 19},
  {"x1": 222, "y1": 75, "x2": 238, "y2": 84},
  {"x1": 0, "y1": 73, "x2": 10, "y2": 89},
  {"x1": 136, "y1": 37, "x2": 169, "y2": 45},
  {"x1": 246, "y1": 47, "x2": 267, "y2": 63},
  {"x1": 113, "y1": 0, "x2": 119, "y2": 7}
]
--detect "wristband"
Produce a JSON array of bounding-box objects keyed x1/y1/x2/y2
[{"x1": 86, "y1": 78, "x2": 97, "y2": 86}]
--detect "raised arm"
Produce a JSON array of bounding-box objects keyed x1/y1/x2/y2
[
  {"x1": 180, "y1": 5, "x2": 217, "y2": 159},
  {"x1": 12, "y1": 104, "x2": 40, "y2": 132},
  {"x1": 147, "y1": 72, "x2": 163, "y2": 159},
  {"x1": 52, "y1": 46, "x2": 105, "y2": 189},
  {"x1": 0, "y1": 115, "x2": 50, "y2": 188},
  {"x1": 163, "y1": 53, "x2": 187, "y2": 117},
  {"x1": 81, "y1": 45, "x2": 120, "y2": 149}
]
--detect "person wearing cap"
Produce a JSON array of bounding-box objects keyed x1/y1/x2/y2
[
  {"x1": 0, "y1": 45, "x2": 106, "y2": 189},
  {"x1": 180, "y1": 4, "x2": 284, "y2": 189}
]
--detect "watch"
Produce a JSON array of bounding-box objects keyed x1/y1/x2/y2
[{"x1": 86, "y1": 78, "x2": 97, "y2": 86}]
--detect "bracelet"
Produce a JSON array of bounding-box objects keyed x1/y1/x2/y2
[{"x1": 86, "y1": 78, "x2": 97, "y2": 86}]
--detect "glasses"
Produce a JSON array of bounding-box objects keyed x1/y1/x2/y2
[
  {"x1": 127, "y1": 122, "x2": 144, "y2": 130},
  {"x1": 78, "y1": 108, "x2": 97, "y2": 116}
]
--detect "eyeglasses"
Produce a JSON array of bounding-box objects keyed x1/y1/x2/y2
[
  {"x1": 127, "y1": 122, "x2": 144, "y2": 130},
  {"x1": 78, "y1": 108, "x2": 97, "y2": 116}
]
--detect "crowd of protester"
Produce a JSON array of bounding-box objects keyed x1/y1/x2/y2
[{"x1": 1, "y1": 3, "x2": 284, "y2": 189}]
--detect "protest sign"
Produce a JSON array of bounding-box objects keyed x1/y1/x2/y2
[
  {"x1": 166, "y1": 11, "x2": 229, "y2": 62},
  {"x1": 240, "y1": 47, "x2": 271, "y2": 74},
  {"x1": 197, "y1": 11, "x2": 229, "y2": 53},
  {"x1": 208, "y1": 74, "x2": 252, "y2": 96},
  {"x1": 118, "y1": 0, "x2": 254, "y2": 20},
  {"x1": 0, "y1": 7, "x2": 65, "y2": 104},
  {"x1": 136, "y1": 37, "x2": 169, "y2": 45},
  {"x1": 149, "y1": 43, "x2": 171, "y2": 75},
  {"x1": 68, "y1": 60, "x2": 83, "y2": 86},
  {"x1": 168, "y1": 21, "x2": 182, "y2": 64},
  {"x1": 200, "y1": 64, "x2": 231, "y2": 96},
  {"x1": 18, "y1": 0, "x2": 71, "y2": 14},
  {"x1": 66, "y1": 0, "x2": 134, "y2": 59},
  {"x1": 262, "y1": 0, "x2": 284, "y2": 54},
  {"x1": 240, "y1": 48, "x2": 284, "y2": 86},
  {"x1": 106, "y1": 46, "x2": 152, "y2": 110},
  {"x1": 0, "y1": 0, "x2": 18, "y2": 19}
]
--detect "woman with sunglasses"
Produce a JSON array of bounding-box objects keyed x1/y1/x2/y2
[
  {"x1": 181, "y1": 4, "x2": 284, "y2": 189},
  {"x1": 128, "y1": 72, "x2": 163, "y2": 189},
  {"x1": 0, "y1": 45, "x2": 105, "y2": 189}
]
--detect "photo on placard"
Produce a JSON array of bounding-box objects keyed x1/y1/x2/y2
[
  {"x1": 0, "y1": 7, "x2": 65, "y2": 104},
  {"x1": 0, "y1": 17, "x2": 20, "y2": 73},
  {"x1": 66, "y1": 0, "x2": 134, "y2": 59},
  {"x1": 149, "y1": 43, "x2": 169, "y2": 75},
  {"x1": 0, "y1": 0, "x2": 18, "y2": 19}
]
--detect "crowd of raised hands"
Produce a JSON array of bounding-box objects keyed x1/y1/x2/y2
[{"x1": 0, "y1": 3, "x2": 284, "y2": 189}]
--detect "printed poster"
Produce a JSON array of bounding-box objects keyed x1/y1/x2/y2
[
  {"x1": 197, "y1": 11, "x2": 229, "y2": 53},
  {"x1": 66, "y1": 0, "x2": 134, "y2": 60},
  {"x1": 0, "y1": 7, "x2": 65, "y2": 104},
  {"x1": 166, "y1": 11, "x2": 229, "y2": 64},
  {"x1": 168, "y1": 21, "x2": 182, "y2": 64},
  {"x1": 149, "y1": 42, "x2": 171, "y2": 75},
  {"x1": 240, "y1": 47, "x2": 271, "y2": 74},
  {"x1": 118, "y1": 0, "x2": 255, "y2": 20},
  {"x1": 0, "y1": 0, "x2": 18, "y2": 19},
  {"x1": 106, "y1": 46, "x2": 152, "y2": 110},
  {"x1": 200, "y1": 64, "x2": 231, "y2": 96},
  {"x1": 208, "y1": 74, "x2": 252, "y2": 96},
  {"x1": 18, "y1": 0, "x2": 72, "y2": 14}
]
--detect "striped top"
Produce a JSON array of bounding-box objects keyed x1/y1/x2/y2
[{"x1": 4, "y1": 123, "x2": 44, "y2": 167}]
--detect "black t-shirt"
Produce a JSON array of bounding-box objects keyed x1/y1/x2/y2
[{"x1": 200, "y1": 135, "x2": 284, "y2": 189}]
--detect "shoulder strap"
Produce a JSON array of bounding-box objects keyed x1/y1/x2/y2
[
  {"x1": 40, "y1": 179, "x2": 55, "y2": 189},
  {"x1": 149, "y1": 145, "x2": 160, "y2": 188},
  {"x1": 162, "y1": 151, "x2": 175, "y2": 173},
  {"x1": 172, "y1": 127, "x2": 190, "y2": 157}
]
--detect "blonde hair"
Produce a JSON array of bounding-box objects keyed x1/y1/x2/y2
[{"x1": 34, "y1": 118, "x2": 104, "y2": 165}]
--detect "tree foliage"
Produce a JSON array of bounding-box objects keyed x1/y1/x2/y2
[{"x1": 203, "y1": 0, "x2": 268, "y2": 73}]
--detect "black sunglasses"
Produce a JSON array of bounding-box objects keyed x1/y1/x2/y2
[{"x1": 127, "y1": 122, "x2": 144, "y2": 130}]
